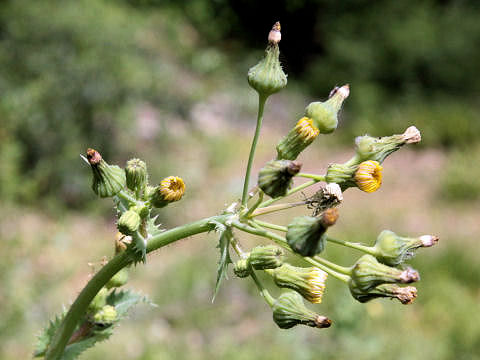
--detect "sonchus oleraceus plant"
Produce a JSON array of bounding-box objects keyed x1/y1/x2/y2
[{"x1": 36, "y1": 22, "x2": 438, "y2": 359}]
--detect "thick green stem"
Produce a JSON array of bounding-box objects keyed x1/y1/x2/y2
[
  {"x1": 326, "y1": 236, "x2": 376, "y2": 255},
  {"x1": 45, "y1": 214, "x2": 228, "y2": 360},
  {"x1": 259, "y1": 179, "x2": 318, "y2": 208},
  {"x1": 242, "y1": 94, "x2": 267, "y2": 206}
]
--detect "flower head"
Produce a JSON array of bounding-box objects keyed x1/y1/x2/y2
[
  {"x1": 150, "y1": 176, "x2": 186, "y2": 208},
  {"x1": 276, "y1": 117, "x2": 319, "y2": 160},
  {"x1": 354, "y1": 160, "x2": 383, "y2": 193}
]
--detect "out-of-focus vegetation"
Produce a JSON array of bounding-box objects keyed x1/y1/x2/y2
[{"x1": 1, "y1": 0, "x2": 479, "y2": 359}]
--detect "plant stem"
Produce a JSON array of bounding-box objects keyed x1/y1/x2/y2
[
  {"x1": 297, "y1": 173, "x2": 326, "y2": 181},
  {"x1": 253, "y1": 219, "x2": 287, "y2": 232},
  {"x1": 244, "y1": 191, "x2": 264, "y2": 218},
  {"x1": 259, "y1": 179, "x2": 318, "y2": 208},
  {"x1": 326, "y1": 236, "x2": 376, "y2": 255},
  {"x1": 250, "y1": 269, "x2": 276, "y2": 307},
  {"x1": 249, "y1": 201, "x2": 305, "y2": 217},
  {"x1": 312, "y1": 256, "x2": 352, "y2": 276},
  {"x1": 241, "y1": 94, "x2": 267, "y2": 207},
  {"x1": 45, "y1": 214, "x2": 229, "y2": 360}
]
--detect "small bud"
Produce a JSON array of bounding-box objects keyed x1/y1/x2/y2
[
  {"x1": 266, "y1": 264, "x2": 327, "y2": 303},
  {"x1": 355, "y1": 126, "x2": 422, "y2": 164},
  {"x1": 131, "y1": 204, "x2": 149, "y2": 219},
  {"x1": 373, "y1": 230, "x2": 439, "y2": 266},
  {"x1": 304, "y1": 84, "x2": 349, "y2": 134},
  {"x1": 276, "y1": 117, "x2": 320, "y2": 160},
  {"x1": 247, "y1": 22, "x2": 287, "y2": 98},
  {"x1": 149, "y1": 176, "x2": 186, "y2": 208},
  {"x1": 325, "y1": 163, "x2": 357, "y2": 190},
  {"x1": 117, "y1": 210, "x2": 141, "y2": 235},
  {"x1": 93, "y1": 305, "x2": 117, "y2": 325},
  {"x1": 351, "y1": 254, "x2": 420, "y2": 292},
  {"x1": 233, "y1": 258, "x2": 251, "y2": 278},
  {"x1": 106, "y1": 268, "x2": 129, "y2": 289},
  {"x1": 272, "y1": 291, "x2": 332, "y2": 329},
  {"x1": 249, "y1": 245, "x2": 284, "y2": 270},
  {"x1": 88, "y1": 287, "x2": 108, "y2": 313},
  {"x1": 354, "y1": 160, "x2": 383, "y2": 193},
  {"x1": 286, "y1": 209, "x2": 338, "y2": 256},
  {"x1": 125, "y1": 158, "x2": 147, "y2": 192},
  {"x1": 349, "y1": 282, "x2": 417, "y2": 305},
  {"x1": 86, "y1": 148, "x2": 126, "y2": 198},
  {"x1": 258, "y1": 160, "x2": 302, "y2": 197}
]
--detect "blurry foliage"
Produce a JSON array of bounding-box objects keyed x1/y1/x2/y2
[{"x1": 439, "y1": 145, "x2": 480, "y2": 202}]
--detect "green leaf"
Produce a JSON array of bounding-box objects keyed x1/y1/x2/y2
[
  {"x1": 106, "y1": 289, "x2": 156, "y2": 318},
  {"x1": 34, "y1": 311, "x2": 66, "y2": 357},
  {"x1": 61, "y1": 325, "x2": 113, "y2": 360},
  {"x1": 212, "y1": 226, "x2": 233, "y2": 302}
]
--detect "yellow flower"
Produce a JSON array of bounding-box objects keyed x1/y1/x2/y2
[
  {"x1": 295, "y1": 117, "x2": 320, "y2": 142},
  {"x1": 160, "y1": 176, "x2": 185, "y2": 201},
  {"x1": 354, "y1": 160, "x2": 382, "y2": 193}
]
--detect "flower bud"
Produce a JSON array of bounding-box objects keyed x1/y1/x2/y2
[
  {"x1": 93, "y1": 305, "x2": 117, "y2": 325},
  {"x1": 272, "y1": 291, "x2": 332, "y2": 329},
  {"x1": 266, "y1": 264, "x2": 327, "y2": 303},
  {"x1": 258, "y1": 160, "x2": 302, "y2": 197},
  {"x1": 131, "y1": 204, "x2": 149, "y2": 219},
  {"x1": 276, "y1": 117, "x2": 320, "y2": 160},
  {"x1": 286, "y1": 208, "x2": 339, "y2": 256},
  {"x1": 125, "y1": 158, "x2": 147, "y2": 192},
  {"x1": 106, "y1": 268, "x2": 129, "y2": 289},
  {"x1": 247, "y1": 22, "x2": 287, "y2": 98},
  {"x1": 88, "y1": 287, "x2": 108, "y2": 313},
  {"x1": 349, "y1": 281, "x2": 417, "y2": 305},
  {"x1": 233, "y1": 258, "x2": 251, "y2": 278},
  {"x1": 117, "y1": 210, "x2": 141, "y2": 235},
  {"x1": 325, "y1": 163, "x2": 357, "y2": 190},
  {"x1": 149, "y1": 176, "x2": 186, "y2": 208},
  {"x1": 373, "y1": 230, "x2": 439, "y2": 266},
  {"x1": 354, "y1": 160, "x2": 383, "y2": 193},
  {"x1": 249, "y1": 245, "x2": 284, "y2": 270},
  {"x1": 355, "y1": 126, "x2": 422, "y2": 164},
  {"x1": 350, "y1": 254, "x2": 420, "y2": 292},
  {"x1": 304, "y1": 85, "x2": 349, "y2": 134},
  {"x1": 86, "y1": 148, "x2": 126, "y2": 198}
]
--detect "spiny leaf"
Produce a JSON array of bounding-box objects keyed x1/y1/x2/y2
[
  {"x1": 212, "y1": 227, "x2": 233, "y2": 302},
  {"x1": 34, "y1": 311, "x2": 66, "y2": 357},
  {"x1": 106, "y1": 289, "x2": 156, "y2": 318},
  {"x1": 131, "y1": 231, "x2": 147, "y2": 264},
  {"x1": 61, "y1": 325, "x2": 113, "y2": 360}
]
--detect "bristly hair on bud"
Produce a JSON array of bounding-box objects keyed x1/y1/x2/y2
[
  {"x1": 266, "y1": 264, "x2": 327, "y2": 304},
  {"x1": 276, "y1": 117, "x2": 320, "y2": 160},
  {"x1": 117, "y1": 210, "x2": 141, "y2": 235},
  {"x1": 354, "y1": 160, "x2": 383, "y2": 193},
  {"x1": 349, "y1": 282, "x2": 418, "y2": 304},
  {"x1": 247, "y1": 22, "x2": 287, "y2": 98},
  {"x1": 248, "y1": 245, "x2": 285, "y2": 270},
  {"x1": 149, "y1": 176, "x2": 186, "y2": 208},
  {"x1": 304, "y1": 84, "x2": 350, "y2": 134},
  {"x1": 258, "y1": 159, "x2": 302, "y2": 197},
  {"x1": 373, "y1": 230, "x2": 439, "y2": 266},
  {"x1": 125, "y1": 158, "x2": 148, "y2": 192},
  {"x1": 86, "y1": 148, "x2": 126, "y2": 198},
  {"x1": 272, "y1": 291, "x2": 332, "y2": 329}
]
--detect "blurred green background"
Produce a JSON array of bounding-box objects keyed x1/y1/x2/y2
[{"x1": 1, "y1": 0, "x2": 479, "y2": 359}]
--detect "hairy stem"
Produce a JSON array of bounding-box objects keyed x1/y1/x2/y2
[
  {"x1": 45, "y1": 214, "x2": 228, "y2": 360},
  {"x1": 242, "y1": 94, "x2": 267, "y2": 206}
]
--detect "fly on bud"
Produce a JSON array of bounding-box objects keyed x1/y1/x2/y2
[
  {"x1": 258, "y1": 160, "x2": 302, "y2": 197},
  {"x1": 266, "y1": 264, "x2": 327, "y2": 304},
  {"x1": 306, "y1": 183, "x2": 343, "y2": 216},
  {"x1": 86, "y1": 148, "x2": 126, "y2": 198},
  {"x1": 349, "y1": 282, "x2": 418, "y2": 305},
  {"x1": 350, "y1": 254, "x2": 420, "y2": 292},
  {"x1": 286, "y1": 208, "x2": 339, "y2": 256},
  {"x1": 372, "y1": 230, "x2": 439, "y2": 266},
  {"x1": 149, "y1": 176, "x2": 186, "y2": 208},
  {"x1": 248, "y1": 245, "x2": 285, "y2": 270},
  {"x1": 247, "y1": 22, "x2": 287, "y2": 98},
  {"x1": 125, "y1": 158, "x2": 147, "y2": 192},
  {"x1": 304, "y1": 84, "x2": 350, "y2": 134},
  {"x1": 272, "y1": 291, "x2": 332, "y2": 329},
  {"x1": 276, "y1": 117, "x2": 320, "y2": 160}
]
